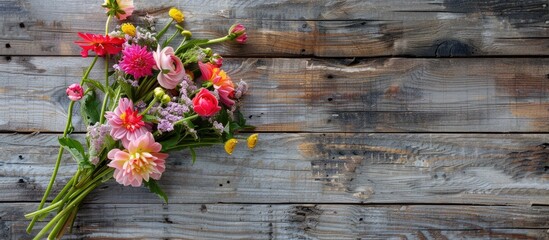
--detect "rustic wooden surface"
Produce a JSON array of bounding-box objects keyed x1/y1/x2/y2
[{"x1": 1, "y1": 0, "x2": 549, "y2": 239}]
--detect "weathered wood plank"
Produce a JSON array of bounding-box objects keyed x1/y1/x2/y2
[
  {"x1": 1, "y1": 133, "x2": 548, "y2": 205},
  {"x1": 2, "y1": 0, "x2": 549, "y2": 57},
  {"x1": 3, "y1": 57, "x2": 549, "y2": 132},
  {"x1": 2, "y1": 203, "x2": 548, "y2": 239}
]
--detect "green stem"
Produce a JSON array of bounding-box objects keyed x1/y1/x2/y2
[
  {"x1": 163, "y1": 29, "x2": 181, "y2": 48},
  {"x1": 156, "y1": 19, "x2": 174, "y2": 41},
  {"x1": 48, "y1": 211, "x2": 71, "y2": 239},
  {"x1": 56, "y1": 169, "x2": 81, "y2": 215},
  {"x1": 174, "y1": 114, "x2": 199, "y2": 125},
  {"x1": 139, "y1": 97, "x2": 158, "y2": 115},
  {"x1": 99, "y1": 56, "x2": 110, "y2": 124},
  {"x1": 24, "y1": 201, "x2": 63, "y2": 219},
  {"x1": 68, "y1": 169, "x2": 113, "y2": 200},
  {"x1": 32, "y1": 180, "x2": 101, "y2": 240},
  {"x1": 105, "y1": 15, "x2": 111, "y2": 35},
  {"x1": 204, "y1": 35, "x2": 230, "y2": 45}
]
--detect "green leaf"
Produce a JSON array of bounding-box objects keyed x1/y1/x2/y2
[
  {"x1": 160, "y1": 131, "x2": 180, "y2": 151},
  {"x1": 58, "y1": 137, "x2": 93, "y2": 169},
  {"x1": 176, "y1": 39, "x2": 209, "y2": 55},
  {"x1": 142, "y1": 114, "x2": 159, "y2": 123},
  {"x1": 83, "y1": 78, "x2": 106, "y2": 93},
  {"x1": 144, "y1": 179, "x2": 168, "y2": 203},
  {"x1": 80, "y1": 90, "x2": 101, "y2": 126},
  {"x1": 190, "y1": 147, "x2": 196, "y2": 165}
]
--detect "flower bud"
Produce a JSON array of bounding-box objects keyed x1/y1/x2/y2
[
  {"x1": 203, "y1": 47, "x2": 213, "y2": 57},
  {"x1": 211, "y1": 53, "x2": 223, "y2": 67},
  {"x1": 169, "y1": 8, "x2": 184, "y2": 23},
  {"x1": 224, "y1": 139, "x2": 238, "y2": 155},
  {"x1": 181, "y1": 30, "x2": 192, "y2": 38},
  {"x1": 228, "y1": 23, "x2": 247, "y2": 44},
  {"x1": 161, "y1": 94, "x2": 171, "y2": 104},
  {"x1": 66, "y1": 83, "x2": 84, "y2": 101},
  {"x1": 154, "y1": 87, "x2": 165, "y2": 99},
  {"x1": 247, "y1": 134, "x2": 258, "y2": 149}
]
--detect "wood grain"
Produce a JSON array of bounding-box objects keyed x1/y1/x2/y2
[
  {"x1": 3, "y1": 57, "x2": 549, "y2": 132},
  {"x1": 2, "y1": 0, "x2": 549, "y2": 57},
  {"x1": 1, "y1": 133, "x2": 548, "y2": 205},
  {"x1": 2, "y1": 203, "x2": 548, "y2": 239}
]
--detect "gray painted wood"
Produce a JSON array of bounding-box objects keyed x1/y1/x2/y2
[
  {"x1": 1, "y1": 133, "x2": 548, "y2": 205},
  {"x1": 1, "y1": 0, "x2": 549, "y2": 57},
  {"x1": 3, "y1": 203, "x2": 548, "y2": 239},
  {"x1": 3, "y1": 57, "x2": 549, "y2": 132},
  {"x1": 2, "y1": 1, "x2": 549, "y2": 239}
]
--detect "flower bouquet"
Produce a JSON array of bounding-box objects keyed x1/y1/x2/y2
[{"x1": 24, "y1": 1, "x2": 255, "y2": 239}]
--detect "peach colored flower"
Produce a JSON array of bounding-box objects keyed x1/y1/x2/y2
[
  {"x1": 107, "y1": 132, "x2": 168, "y2": 187},
  {"x1": 198, "y1": 62, "x2": 235, "y2": 107},
  {"x1": 153, "y1": 45, "x2": 185, "y2": 89}
]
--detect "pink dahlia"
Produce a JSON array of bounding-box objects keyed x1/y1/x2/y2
[
  {"x1": 107, "y1": 132, "x2": 168, "y2": 187},
  {"x1": 119, "y1": 44, "x2": 155, "y2": 79},
  {"x1": 105, "y1": 98, "x2": 148, "y2": 146}
]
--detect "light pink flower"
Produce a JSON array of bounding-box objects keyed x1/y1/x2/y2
[
  {"x1": 229, "y1": 24, "x2": 247, "y2": 44},
  {"x1": 192, "y1": 88, "x2": 221, "y2": 117},
  {"x1": 119, "y1": 44, "x2": 155, "y2": 79},
  {"x1": 105, "y1": 98, "x2": 148, "y2": 146},
  {"x1": 153, "y1": 45, "x2": 185, "y2": 89},
  {"x1": 104, "y1": 0, "x2": 134, "y2": 20},
  {"x1": 107, "y1": 132, "x2": 168, "y2": 187},
  {"x1": 66, "y1": 83, "x2": 84, "y2": 101}
]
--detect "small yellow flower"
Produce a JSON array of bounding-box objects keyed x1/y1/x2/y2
[
  {"x1": 120, "y1": 23, "x2": 136, "y2": 37},
  {"x1": 169, "y1": 8, "x2": 184, "y2": 23},
  {"x1": 224, "y1": 139, "x2": 238, "y2": 155},
  {"x1": 247, "y1": 134, "x2": 258, "y2": 149}
]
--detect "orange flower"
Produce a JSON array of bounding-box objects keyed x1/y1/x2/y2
[{"x1": 198, "y1": 62, "x2": 235, "y2": 107}]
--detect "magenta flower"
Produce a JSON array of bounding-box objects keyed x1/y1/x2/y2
[
  {"x1": 66, "y1": 83, "x2": 84, "y2": 101},
  {"x1": 229, "y1": 24, "x2": 247, "y2": 44},
  {"x1": 105, "y1": 98, "x2": 148, "y2": 146},
  {"x1": 153, "y1": 45, "x2": 185, "y2": 89},
  {"x1": 107, "y1": 132, "x2": 168, "y2": 187},
  {"x1": 119, "y1": 44, "x2": 155, "y2": 79}
]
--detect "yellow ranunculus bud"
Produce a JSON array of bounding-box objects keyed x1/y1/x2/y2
[
  {"x1": 121, "y1": 23, "x2": 136, "y2": 37},
  {"x1": 247, "y1": 134, "x2": 258, "y2": 149},
  {"x1": 224, "y1": 139, "x2": 238, "y2": 155},
  {"x1": 169, "y1": 8, "x2": 184, "y2": 23}
]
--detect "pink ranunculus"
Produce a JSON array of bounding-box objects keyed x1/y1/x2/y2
[
  {"x1": 153, "y1": 45, "x2": 185, "y2": 89},
  {"x1": 229, "y1": 24, "x2": 247, "y2": 44},
  {"x1": 66, "y1": 83, "x2": 84, "y2": 101},
  {"x1": 104, "y1": 0, "x2": 134, "y2": 20},
  {"x1": 107, "y1": 132, "x2": 168, "y2": 187},
  {"x1": 105, "y1": 98, "x2": 148, "y2": 146},
  {"x1": 192, "y1": 88, "x2": 222, "y2": 117}
]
